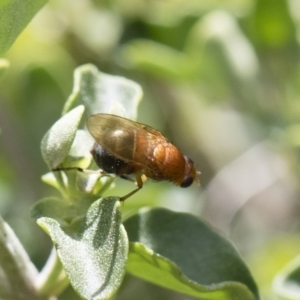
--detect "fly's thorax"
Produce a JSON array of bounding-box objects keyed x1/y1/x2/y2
[{"x1": 146, "y1": 142, "x2": 187, "y2": 183}]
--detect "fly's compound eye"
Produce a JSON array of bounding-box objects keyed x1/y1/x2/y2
[
  {"x1": 180, "y1": 155, "x2": 195, "y2": 187},
  {"x1": 180, "y1": 175, "x2": 194, "y2": 188}
]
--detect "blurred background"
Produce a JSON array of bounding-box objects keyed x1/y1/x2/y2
[{"x1": 1, "y1": 0, "x2": 300, "y2": 299}]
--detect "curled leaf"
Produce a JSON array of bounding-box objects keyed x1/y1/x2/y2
[{"x1": 41, "y1": 105, "x2": 85, "y2": 169}]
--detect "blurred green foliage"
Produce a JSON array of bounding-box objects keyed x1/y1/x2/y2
[{"x1": 2, "y1": 0, "x2": 300, "y2": 299}]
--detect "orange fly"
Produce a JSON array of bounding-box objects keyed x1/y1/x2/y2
[{"x1": 86, "y1": 114, "x2": 200, "y2": 200}]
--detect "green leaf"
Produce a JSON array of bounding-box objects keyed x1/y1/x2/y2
[
  {"x1": 0, "y1": 215, "x2": 42, "y2": 300},
  {"x1": 41, "y1": 105, "x2": 85, "y2": 169},
  {"x1": 120, "y1": 39, "x2": 197, "y2": 80},
  {"x1": 31, "y1": 197, "x2": 87, "y2": 226},
  {"x1": 187, "y1": 11, "x2": 259, "y2": 82},
  {"x1": 124, "y1": 208, "x2": 259, "y2": 300},
  {"x1": 250, "y1": 0, "x2": 296, "y2": 48},
  {"x1": 63, "y1": 64, "x2": 142, "y2": 120},
  {"x1": 0, "y1": 0, "x2": 47, "y2": 55},
  {"x1": 273, "y1": 255, "x2": 300, "y2": 300},
  {"x1": 36, "y1": 197, "x2": 128, "y2": 300},
  {"x1": 0, "y1": 58, "x2": 9, "y2": 81}
]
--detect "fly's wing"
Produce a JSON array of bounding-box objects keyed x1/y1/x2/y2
[
  {"x1": 86, "y1": 114, "x2": 167, "y2": 171},
  {"x1": 138, "y1": 123, "x2": 165, "y2": 139}
]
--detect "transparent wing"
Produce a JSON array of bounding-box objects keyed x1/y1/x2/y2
[{"x1": 86, "y1": 114, "x2": 167, "y2": 172}]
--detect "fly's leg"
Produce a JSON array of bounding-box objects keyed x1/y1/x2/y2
[
  {"x1": 53, "y1": 168, "x2": 146, "y2": 201},
  {"x1": 120, "y1": 171, "x2": 147, "y2": 201}
]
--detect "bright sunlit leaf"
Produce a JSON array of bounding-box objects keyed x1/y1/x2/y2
[
  {"x1": 41, "y1": 105, "x2": 85, "y2": 169},
  {"x1": 63, "y1": 64, "x2": 142, "y2": 120},
  {"x1": 273, "y1": 255, "x2": 300, "y2": 300},
  {"x1": 35, "y1": 197, "x2": 128, "y2": 300}
]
